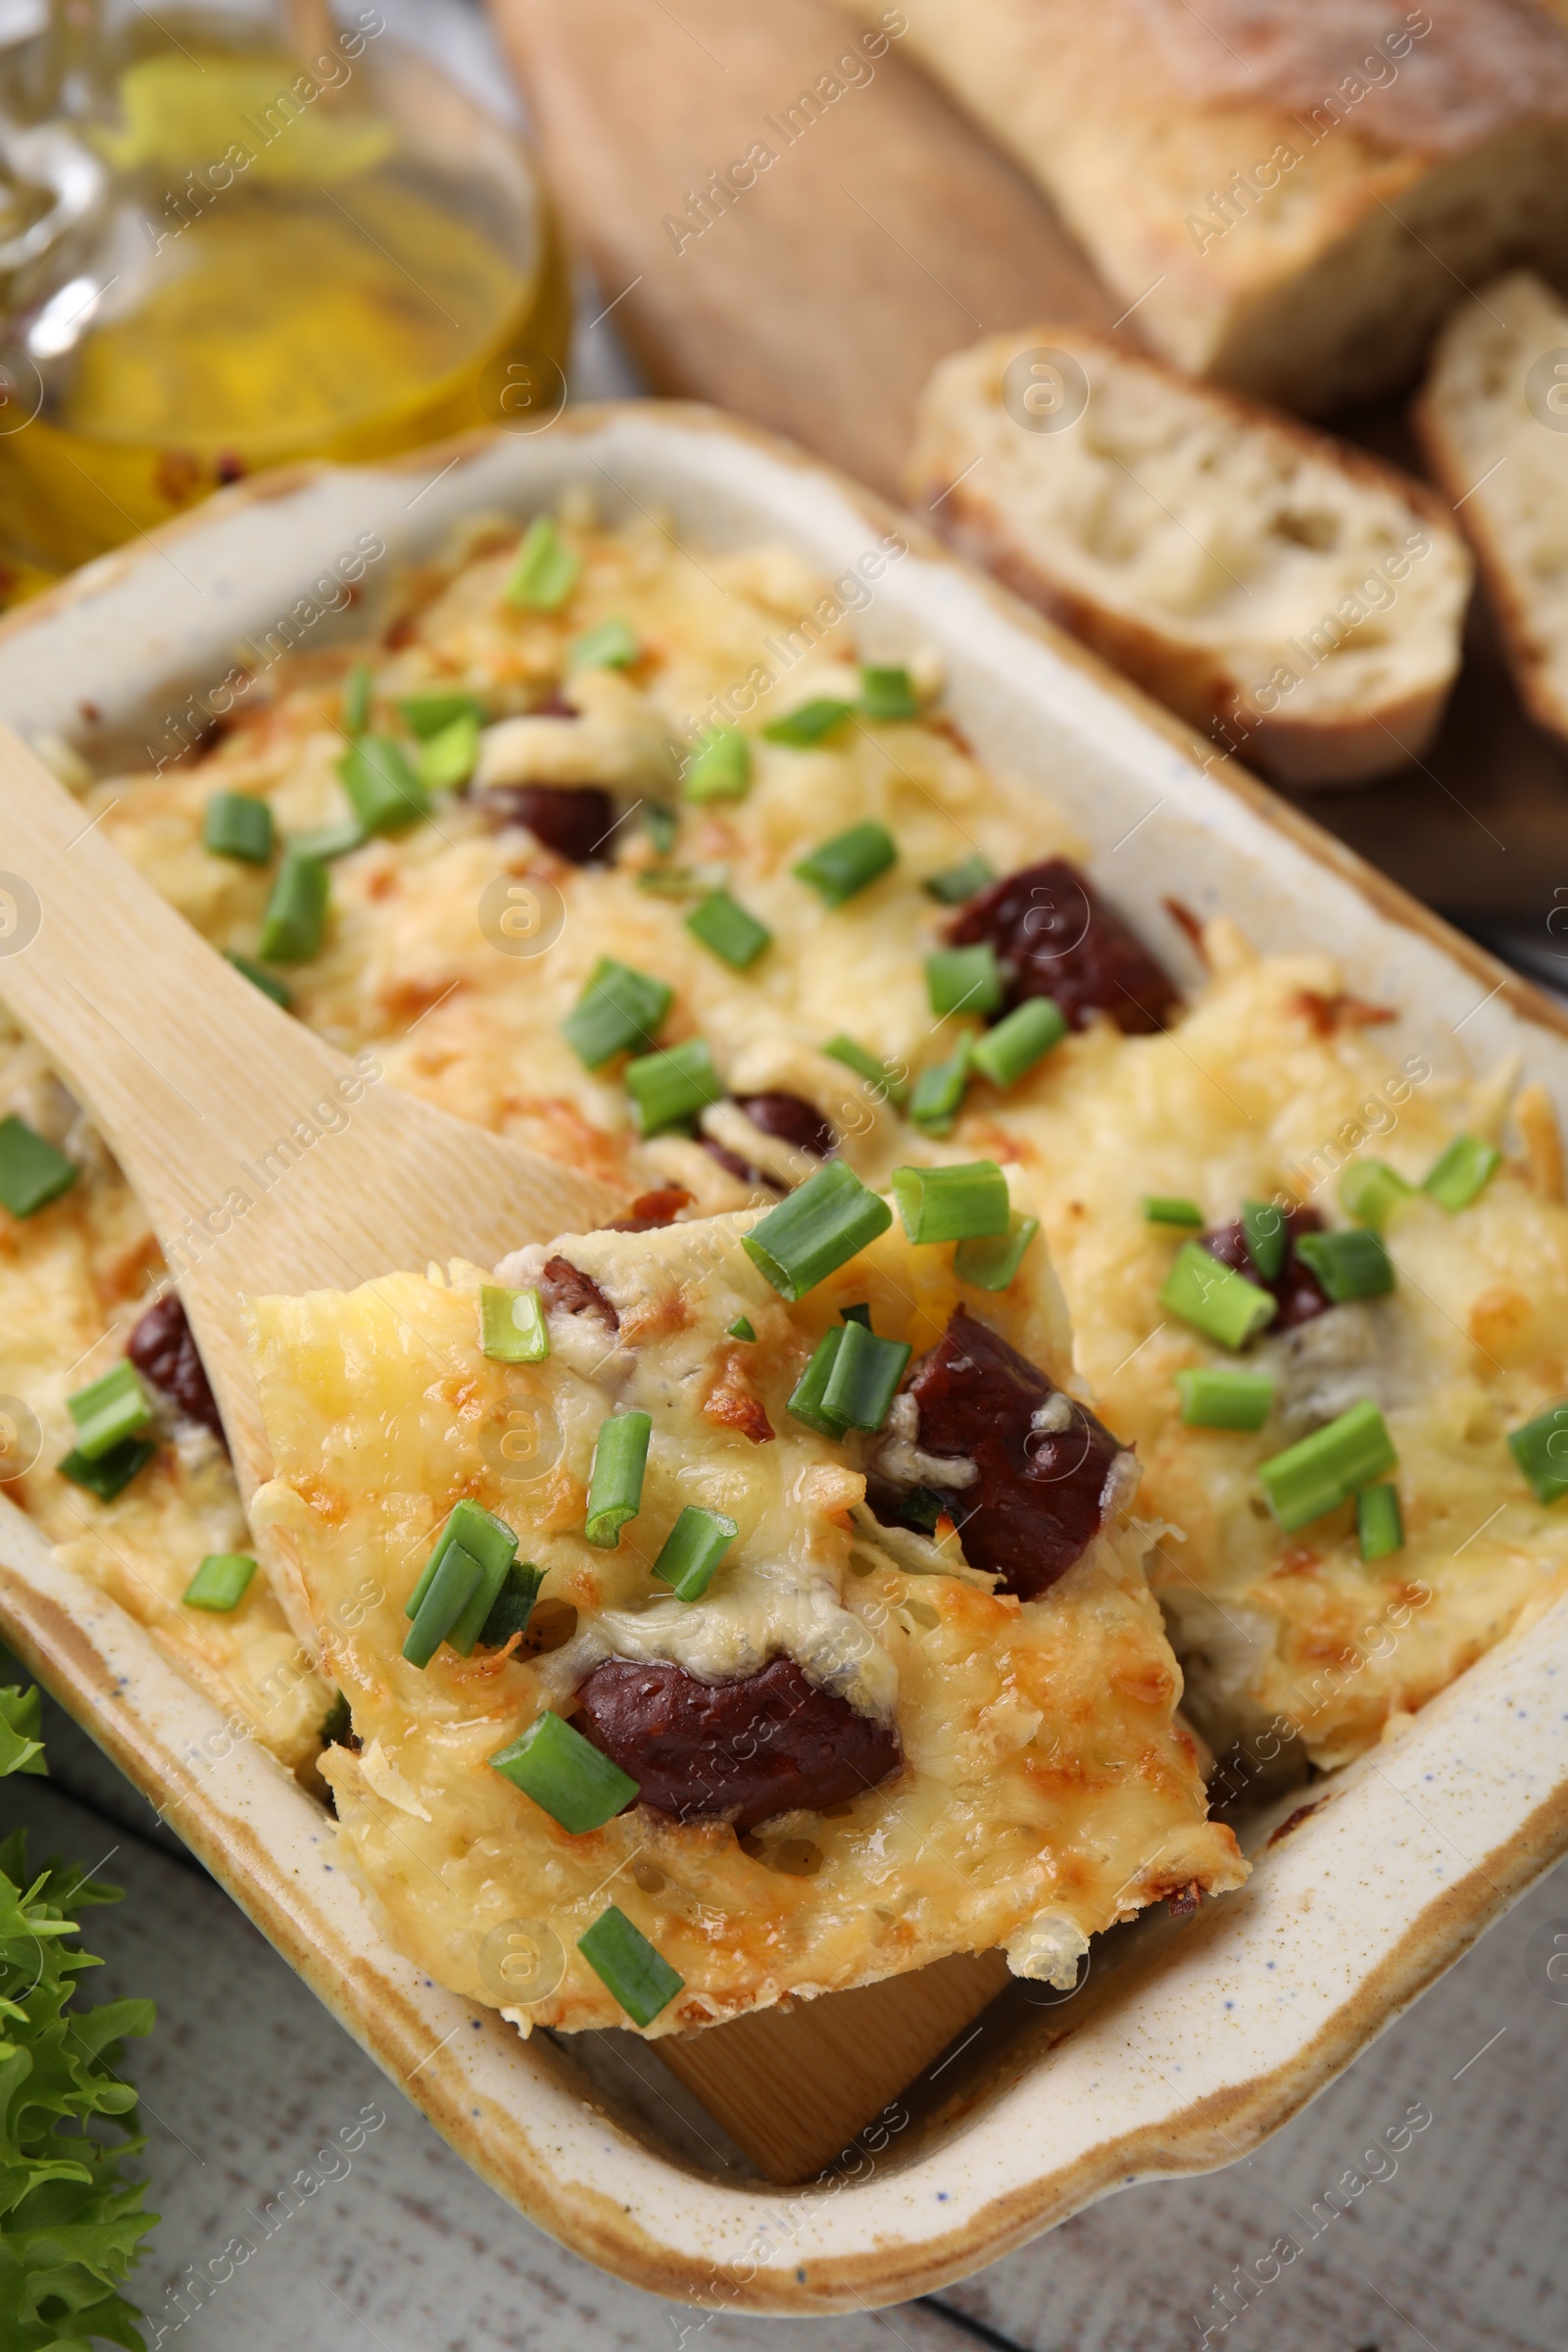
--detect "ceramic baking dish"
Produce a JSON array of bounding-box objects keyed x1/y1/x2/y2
[{"x1": 1, "y1": 405, "x2": 1566, "y2": 2315}]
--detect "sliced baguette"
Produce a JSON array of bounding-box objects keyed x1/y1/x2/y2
[
  {"x1": 1414, "y1": 269, "x2": 1568, "y2": 746},
  {"x1": 907, "y1": 327, "x2": 1472, "y2": 787}
]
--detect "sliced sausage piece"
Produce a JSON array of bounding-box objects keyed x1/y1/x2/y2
[
  {"x1": 127, "y1": 1294, "x2": 225, "y2": 1445},
  {"x1": 732, "y1": 1094, "x2": 836, "y2": 1159},
  {"x1": 867, "y1": 1305, "x2": 1126, "y2": 1599},
  {"x1": 473, "y1": 784, "x2": 614, "y2": 864},
  {"x1": 574, "y1": 1654, "x2": 901, "y2": 1831},
  {"x1": 538, "y1": 1256, "x2": 619, "y2": 1333},
  {"x1": 606, "y1": 1186, "x2": 693, "y2": 1234},
  {"x1": 1201, "y1": 1205, "x2": 1331, "y2": 1332},
  {"x1": 947, "y1": 855, "x2": 1176, "y2": 1033}
]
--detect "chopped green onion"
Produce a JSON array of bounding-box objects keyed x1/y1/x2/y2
[
  {"x1": 859, "y1": 664, "x2": 919, "y2": 720},
  {"x1": 841, "y1": 1302, "x2": 873, "y2": 1329},
  {"x1": 203, "y1": 791, "x2": 273, "y2": 864},
  {"x1": 727, "y1": 1316, "x2": 756, "y2": 1342},
  {"x1": 183, "y1": 1552, "x2": 258, "y2": 1612},
  {"x1": 562, "y1": 957, "x2": 673, "y2": 1068},
  {"x1": 1424, "y1": 1135, "x2": 1501, "y2": 1212},
  {"x1": 1257, "y1": 1398, "x2": 1396, "y2": 1533},
  {"x1": 285, "y1": 817, "x2": 364, "y2": 862},
  {"x1": 223, "y1": 951, "x2": 292, "y2": 1010},
  {"x1": 403, "y1": 1541, "x2": 483, "y2": 1668},
  {"x1": 585, "y1": 1412, "x2": 653, "y2": 1548},
  {"x1": 1161, "y1": 1242, "x2": 1277, "y2": 1350},
  {"x1": 0, "y1": 1115, "x2": 76, "y2": 1217},
  {"x1": 926, "y1": 944, "x2": 1003, "y2": 1019},
  {"x1": 897, "y1": 1487, "x2": 945, "y2": 1536},
  {"x1": 793, "y1": 821, "x2": 897, "y2": 907},
  {"x1": 1356, "y1": 1484, "x2": 1404, "y2": 1561},
  {"x1": 569, "y1": 616, "x2": 639, "y2": 670},
  {"x1": 683, "y1": 726, "x2": 751, "y2": 803},
  {"x1": 1295, "y1": 1228, "x2": 1394, "y2": 1302},
  {"x1": 1339, "y1": 1158, "x2": 1414, "y2": 1230},
  {"x1": 1508, "y1": 1400, "x2": 1568, "y2": 1505},
  {"x1": 636, "y1": 864, "x2": 710, "y2": 900},
  {"x1": 490, "y1": 1710, "x2": 639, "y2": 1833},
  {"x1": 341, "y1": 662, "x2": 372, "y2": 734},
  {"x1": 788, "y1": 1325, "x2": 849, "y2": 1436},
  {"x1": 890, "y1": 1160, "x2": 1009, "y2": 1245},
  {"x1": 399, "y1": 689, "x2": 484, "y2": 739},
  {"x1": 57, "y1": 1437, "x2": 156, "y2": 1501},
  {"x1": 480, "y1": 1285, "x2": 550, "y2": 1363},
  {"x1": 1175, "y1": 1367, "x2": 1274, "y2": 1431},
  {"x1": 1241, "y1": 1200, "x2": 1287, "y2": 1283},
  {"x1": 1144, "y1": 1197, "x2": 1203, "y2": 1228},
  {"x1": 258, "y1": 850, "x2": 329, "y2": 963},
  {"x1": 577, "y1": 1904, "x2": 683, "y2": 2026},
  {"x1": 505, "y1": 515, "x2": 581, "y2": 611},
  {"x1": 763, "y1": 698, "x2": 855, "y2": 747},
  {"x1": 970, "y1": 998, "x2": 1066, "y2": 1088},
  {"x1": 416, "y1": 713, "x2": 479, "y2": 795},
  {"x1": 685, "y1": 890, "x2": 771, "y2": 970},
  {"x1": 624, "y1": 1038, "x2": 722, "y2": 1136},
  {"x1": 405, "y1": 1499, "x2": 518, "y2": 1621},
  {"x1": 742, "y1": 1161, "x2": 892, "y2": 1300},
  {"x1": 956, "y1": 1214, "x2": 1039, "y2": 1291},
  {"x1": 645, "y1": 803, "x2": 679, "y2": 853},
  {"x1": 320, "y1": 1690, "x2": 352, "y2": 1746},
  {"x1": 822, "y1": 1035, "x2": 908, "y2": 1108},
  {"x1": 68, "y1": 1360, "x2": 154, "y2": 1462},
  {"x1": 337, "y1": 735, "x2": 429, "y2": 837},
  {"x1": 907, "y1": 1036, "x2": 973, "y2": 1137},
  {"x1": 821, "y1": 1318, "x2": 910, "y2": 1433},
  {"x1": 923, "y1": 854, "x2": 995, "y2": 906},
  {"x1": 654, "y1": 1505, "x2": 740, "y2": 1601},
  {"x1": 479, "y1": 1560, "x2": 546, "y2": 1648}
]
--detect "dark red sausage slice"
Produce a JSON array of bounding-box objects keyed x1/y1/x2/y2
[
  {"x1": 1201, "y1": 1205, "x2": 1331, "y2": 1332},
  {"x1": 732, "y1": 1093, "x2": 836, "y2": 1159},
  {"x1": 473, "y1": 784, "x2": 615, "y2": 864},
  {"x1": 868, "y1": 1306, "x2": 1126, "y2": 1600},
  {"x1": 947, "y1": 855, "x2": 1176, "y2": 1034},
  {"x1": 127, "y1": 1294, "x2": 224, "y2": 1445},
  {"x1": 538, "y1": 1256, "x2": 619, "y2": 1332},
  {"x1": 574, "y1": 1654, "x2": 901, "y2": 1831},
  {"x1": 606, "y1": 1186, "x2": 694, "y2": 1234}
]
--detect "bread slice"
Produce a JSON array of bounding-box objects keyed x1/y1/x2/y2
[
  {"x1": 1414, "y1": 269, "x2": 1568, "y2": 745},
  {"x1": 835, "y1": 0, "x2": 1568, "y2": 416},
  {"x1": 907, "y1": 326, "x2": 1472, "y2": 786}
]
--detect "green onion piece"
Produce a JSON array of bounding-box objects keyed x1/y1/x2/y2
[
  {"x1": 685, "y1": 890, "x2": 771, "y2": 971},
  {"x1": 1161, "y1": 1241, "x2": 1277, "y2": 1349},
  {"x1": 683, "y1": 727, "x2": 751, "y2": 803},
  {"x1": 859, "y1": 664, "x2": 919, "y2": 720},
  {"x1": 645, "y1": 803, "x2": 679, "y2": 853},
  {"x1": 284, "y1": 817, "x2": 365, "y2": 862},
  {"x1": 1424, "y1": 1134, "x2": 1502, "y2": 1213},
  {"x1": 563, "y1": 957, "x2": 673, "y2": 1068},
  {"x1": 923, "y1": 854, "x2": 995, "y2": 906},
  {"x1": 763, "y1": 698, "x2": 855, "y2": 747},
  {"x1": 398, "y1": 689, "x2": 485, "y2": 739},
  {"x1": 202, "y1": 791, "x2": 273, "y2": 864},
  {"x1": 319, "y1": 1690, "x2": 352, "y2": 1746},
  {"x1": 57, "y1": 1436, "x2": 156, "y2": 1501},
  {"x1": 970, "y1": 998, "x2": 1066, "y2": 1089},
  {"x1": 788, "y1": 1325, "x2": 849, "y2": 1436},
  {"x1": 490, "y1": 1710, "x2": 639, "y2": 1833},
  {"x1": 416, "y1": 712, "x2": 479, "y2": 795},
  {"x1": 897, "y1": 1486, "x2": 945, "y2": 1536},
  {"x1": 183, "y1": 1552, "x2": 258, "y2": 1612},
  {"x1": 577, "y1": 1904, "x2": 683, "y2": 2026},
  {"x1": 341, "y1": 662, "x2": 372, "y2": 735},
  {"x1": 1508, "y1": 1400, "x2": 1568, "y2": 1504},
  {"x1": 585, "y1": 1412, "x2": 653, "y2": 1547},
  {"x1": 1174, "y1": 1367, "x2": 1275, "y2": 1431},
  {"x1": 926, "y1": 943, "x2": 1003, "y2": 1019},
  {"x1": 68, "y1": 1360, "x2": 154, "y2": 1462},
  {"x1": 402, "y1": 1541, "x2": 484, "y2": 1668},
  {"x1": 1356, "y1": 1483, "x2": 1404, "y2": 1561},
  {"x1": 793, "y1": 820, "x2": 897, "y2": 906},
  {"x1": 907, "y1": 1036, "x2": 973, "y2": 1138},
  {"x1": 223, "y1": 951, "x2": 292, "y2": 1009},
  {"x1": 727, "y1": 1316, "x2": 756, "y2": 1342},
  {"x1": 822, "y1": 1035, "x2": 908, "y2": 1108},
  {"x1": 1339, "y1": 1158, "x2": 1414, "y2": 1230},
  {"x1": 337, "y1": 735, "x2": 429, "y2": 837},
  {"x1": 956, "y1": 1213, "x2": 1039, "y2": 1291},
  {"x1": 624, "y1": 1038, "x2": 723, "y2": 1136},
  {"x1": 821, "y1": 1318, "x2": 911, "y2": 1433},
  {"x1": 636, "y1": 865, "x2": 709, "y2": 900},
  {"x1": 1295, "y1": 1228, "x2": 1394, "y2": 1302},
  {"x1": 569, "y1": 616, "x2": 639, "y2": 670},
  {"x1": 480, "y1": 1284, "x2": 550, "y2": 1364},
  {"x1": 742, "y1": 1161, "x2": 893, "y2": 1300},
  {"x1": 258, "y1": 850, "x2": 329, "y2": 962},
  {"x1": 0, "y1": 1115, "x2": 76, "y2": 1217},
  {"x1": 505, "y1": 515, "x2": 582, "y2": 611},
  {"x1": 654, "y1": 1504, "x2": 740, "y2": 1601},
  {"x1": 1257, "y1": 1398, "x2": 1396, "y2": 1533},
  {"x1": 1143, "y1": 1197, "x2": 1203, "y2": 1228},
  {"x1": 841, "y1": 1302, "x2": 873, "y2": 1329},
  {"x1": 1241, "y1": 1200, "x2": 1288, "y2": 1284},
  {"x1": 891, "y1": 1160, "x2": 1009, "y2": 1245},
  {"x1": 478, "y1": 1560, "x2": 546, "y2": 1648},
  {"x1": 405, "y1": 1499, "x2": 518, "y2": 1620}
]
